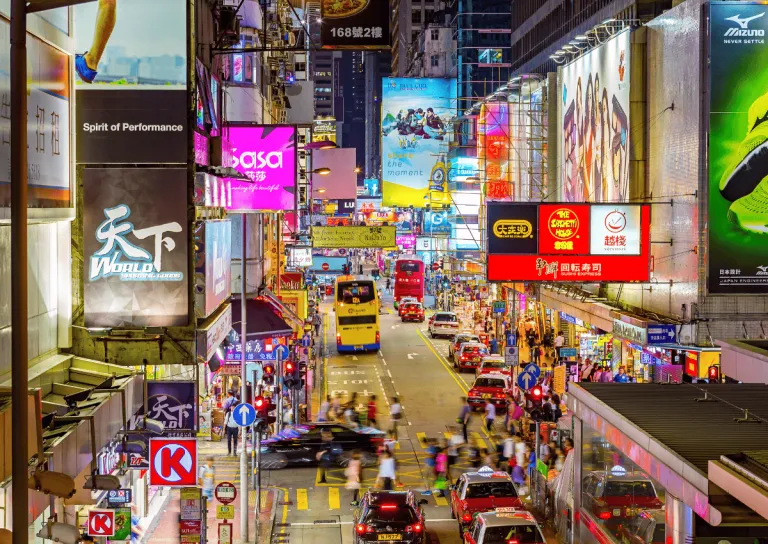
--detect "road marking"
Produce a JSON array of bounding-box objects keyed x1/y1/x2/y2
[
  {"x1": 472, "y1": 432, "x2": 487, "y2": 451},
  {"x1": 387, "y1": 369, "x2": 392, "y2": 378},
  {"x1": 296, "y1": 488, "x2": 308, "y2": 510},
  {"x1": 284, "y1": 519, "x2": 457, "y2": 527},
  {"x1": 416, "y1": 432, "x2": 428, "y2": 449},
  {"x1": 434, "y1": 494, "x2": 448, "y2": 507},
  {"x1": 328, "y1": 487, "x2": 340, "y2": 510}
]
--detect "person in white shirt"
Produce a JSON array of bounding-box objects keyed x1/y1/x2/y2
[
  {"x1": 377, "y1": 449, "x2": 397, "y2": 490},
  {"x1": 514, "y1": 435, "x2": 526, "y2": 467},
  {"x1": 447, "y1": 427, "x2": 465, "y2": 482},
  {"x1": 224, "y1": 405, "x2": 240, "y2": 456},
  {"x1": 502, "y1": 434, "x2": 515, "y2": 470},
  {"x1": 554, "y1": 331, "x2": 565, "y2": 360},
  {"x1": 318, "y1": 395, "x2": 331, "y2": 422},
  {"x1": 484, "y1": 400, "x2": 496, "y2": 432},
  {"x1": 390, "y1": 397, "x2": 402, "y2": 438},
  {"x1": 197, "y1": 457, "x2": 215, "y2": 500}
]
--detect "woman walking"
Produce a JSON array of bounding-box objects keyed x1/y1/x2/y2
[
  {"x1": 377, "y1": 449, "x2": 397, "y2": 490},
  {"x1": 346, "y1": 450, "x2": 362, "y2": 505}
]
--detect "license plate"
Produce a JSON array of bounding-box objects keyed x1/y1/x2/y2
[
  {"x1": 355, "y1": 345, "x2": 363, "y2": 350},
  {"x1": 377, "y1": 535, "x2": 402, "y2": 541},
  {"x1": 482, "y1": 393, "x2": 492, "y2": 399}
]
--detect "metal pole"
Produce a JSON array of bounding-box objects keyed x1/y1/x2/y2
[
  {"x1": 251, "y1": 368, "x2": 258, "y2": 490},
  {"x1": 11, "y1": 1, "x2": 29, "y2": 541},
  {"x1": 240, "y1": 214, "x2": 248, "y2": 540},
  {"x1": 276, "y1": 347, "x2": 283, "y2": 434},
  {"x1": 534, "y1": 420, "x2": 540, "y2": 506}
]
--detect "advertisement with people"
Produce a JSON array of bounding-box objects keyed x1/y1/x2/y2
[
  {"x1": 227, "y1": 125, "x2": 297, "y2": 212},
  {"x1": 708, "y1": 2, "x2": 768, "y2": 294},
  {"x1": 83, "y1": 169, "x2": 189, "y2": 327},
  {"x1": 0, "y1": 22, "x2": 70, "y2": 207},
  {"x1": 381, "y1": 78, "x2": 457, "y2": 207},
  {"x1": 75, "y1": 0, "x2": 188, "y2": 164},
  {"x1": 561, "y1": 29, "x2": 630, "y2": 203}
]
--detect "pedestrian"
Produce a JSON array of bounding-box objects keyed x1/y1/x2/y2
[
  {"x1": 458, "y1": 397, "x2": 472, "y2": 442},
  {"x1": 317, "y1": 430, "x2": 335, "y2": 484},
  {"x1": 484, "y1": 398, "x2": 496, "y2": 432},
  {"x1": 614, "y1": 366, "x2": 630, "y2": 383},
  {"x1": 377, "y1": 449, "x2": 397, "y2": 490},
  {"x1": 434, "y1": 448, "x2": 449, "y2": 496},
  {"x1": 222, "y1": 389, "x2": 237, "y2": 411},
  {"x1": 386, "y1": 278, "x2": 392, "y2": 294},
  {"x1": 489, "y1": 334, "x2": 499, "y2": 355},
  {"x1": 554, "y1": 331, "x2": 565, "y2": 360},
  {"x1": 318, "y1": 395, "x2": 331, "y2": 422},
  {"x1": 345, "y1": 450, "x2": 362, "y2": 505},
  {"x1": 532, "y1": 344, "x2": 542, "y2": 365},
  {"x1": 593, "y1": 365, "x2": 603, "y2": 382},
  {"x1": 600, "y1": 366, "x2": 613, "y2": 383},
  {"x1": 446, "y1": 426, "x2": 464, "y2": 482},
  {"x1": 224, "y1": 403, "x2": 240, "y2": 456},
  {"x1": 507, "y1": 400, "x2": 524, "y2": 435},
  {"x1": 514, "y1": 434, "x2": 526, "y2": 468},
  {"x1": 331, "y1": 393, "x2": 342, "y2": 420},
  {"x1": 390, "y1": 397, "x2": 402, "y2": 437},
  {"x1": 198, "y1": 456, "x2": 215, "y2": 500},
  {"x1": 425, "y1": 439, "x2": 438, "y2": 489},
  {"x1": 367, "y1": 395, "x2": 378, "y2": 429},
  {"x1": 502, "y1": 433, "x2": 515, "y2": 472}
]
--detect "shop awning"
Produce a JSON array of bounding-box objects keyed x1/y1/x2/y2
[
  {"x1": 259, "y1": 287, "x2": 303, "y2": 328},
  {"x1": 230, "y1": 297, "x2": 293, "y2": 339}
]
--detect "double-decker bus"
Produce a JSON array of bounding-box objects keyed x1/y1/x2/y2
[
  {"x1": 334, "y1": 278, "x2": 381, "y2": 353},
  {"x1": 393, "y1": 259, "x2": 425, "y2": 308}
]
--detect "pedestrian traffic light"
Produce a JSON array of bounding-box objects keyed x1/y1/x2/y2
[
  {"x1": 253, "y1": 395, "x2": 277, "y2": 430},
  {"x1": 708, "y1": 365, "x2": 720, "y2": 383},
  {"x1": 284, "y1": 360, "x2": 297, "y2": 388},
  {"x1": 290, "y1": 359, "x2": 303, "y2": 391},
  {"x1": 530, "y1": 385, "x2": 543, "y2": 401},
  {"x1": 262, "y1": 362, "x2": 275, "y2": 385}
]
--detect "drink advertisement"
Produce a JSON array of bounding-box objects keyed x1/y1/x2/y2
[
  {"x1": 381, "y1": 78, "x2": 457, "y2": 207},
  {"x1": 83, "y1": 169, "x2": 188, "y2": 328},
  {"x1": 75, "y1": 0, "x2": 187, "y2": 164},
  {"x1": 708, "y1": 2, "x2": 768, "y2": 294},
  {"x1": 561, "y1": 29, "x2": 631, "y2": 203},
  {"x1": 227, "y1": 125, "x2": 297, "y2": 212}
]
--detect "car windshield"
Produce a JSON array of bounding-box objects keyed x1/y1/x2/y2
[
  {"x1": 457, "y1": 335, "x2": 478, "y2": 344},
  {"x1": 604, "y1": 481, "x2": 657, "y2": 498},
  {"x1": 474, "y1": 378, "x2": 506, "y2": 388},
  {"x1": 484, "y1": 361, "x2": 506, "y2": 369},
  {"x1": 435, "y1": 314, "x2": 457, "y2": 322},
  {"x1": 398, "y1": 262, "x2": 422, "y2": 272},
  {"x1": 364, "y1": 506, "x2": 416, "y2": 523},
  {"x1": 463, "y1": 345, "x2": 489, "y2": 355},
  {"x1": 481, "y1": 525, "x2": 543, "y2": 543},
  {"x1": 465, "y1": 481, "x2": 518, "y2": 498}
]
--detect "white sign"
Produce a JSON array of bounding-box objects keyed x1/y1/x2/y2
[
  {"x1": 505, "y1": 346, "x2": 519, "y2": 365},
  {"x1": 590, "y1": 205, "x2": 642, "y2": 255},
  {"x1": 289, "y1": 247, "x2": 313, "y2": 267},
  {"x1": 196, "y1": 304, "x2": 233, "y2": 362},
  {"x1": 416, "y1": 237, "x2": 432, "y2": 251},
  {"x1": 612, "y1": 319, "x2": 647, "y2": 345}
]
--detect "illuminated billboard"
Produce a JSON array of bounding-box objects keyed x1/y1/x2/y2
[
  {"x1": 478, "y1": 102, "x2": 512, "y2": 201},
  {"x1": 486, "y1": 202, "x2": 650, "y2": 282},
  {"x1": 561, "y1": 29, "x2": 630, "y2": 203},
  {"x1": 312, "y1": 119, "x2": 337, "y2": 144},
  {"x1": 381, "y1": 78, "x2": 457, "y2": 207},
  {"x1": 320, "y1": 0, "x2": 391, "y2": 50},
  {"x1": 226, "y1": 125, "x2": 297, "y2": 212},
  {"x1": 312, "y1": 226, "x2": 396, "y2": 248}
]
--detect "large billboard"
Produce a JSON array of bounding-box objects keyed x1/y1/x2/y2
[
  {"x1": 312, "y1": 226, "x2": 397, "y2": 248},
  {"x1": 708, "y1": 2, "x2": 768, "y2": 294},
  {"x1": 561, "y1": 29, "x2": 631, "y2": 203},
  {"x1": 84, "y1": 169, "x2": 189, "y2": 327},
  {"x1": 0, "y1": 22, "x2": 70, "y2": 207},
  {"x1": 227, "y1": 125, "x2": 297, "y2": 212},
  {"x1": 381, "y1": 78, "x2": 457, "y2": 207},
  {"x1": 75, "y1": 0, "x2": 188, "y2": 164},
  {"x1": 194, "y1": 221, "x2": 232, "y2": 319},
  {"x1": 478, "y1": 102, "x2": 512, "y2": 201},
  {"x1": 313, "y1": 119, "x2": 337, "y2": 144},
  {"x1": 320, "y1": 0, "x2": 391, "y2": 50},
  {"x1": 486, "y1": 202, "x2": 650, "y2": 282}
]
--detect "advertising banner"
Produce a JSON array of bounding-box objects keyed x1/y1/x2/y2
[
  {"x1": 708, "y1": 2, "x2": 768, "y2": 294},
  {"x1": 486, "y1": 202, "x2": 650, "y2": 282},
  {"x1": 320, "y1": 0, "x2": 390, "y2": 50},
  {"x1": 225, "y1": 336, "x2": 289, "y2": 362},
  {"x1": 0, "y1": 22, "x2": 70, "y2": 207},
  {"x1": 561, "y1": 29, "x2": 631, "y2": 203},
  {"x1": 312, "y1": 119, "x2": 337, "y2": 144},
  {"x1": 226, "y1": 125, "x2": 297, "y2": 212},
  {"x1": 194, "y1": 221, "x2": 232, "y2": 319},
  {"x1": 288, "y1": 247, "x2": 313, "y2": 267},
  {"x1": 425, "y1": 210, "x2": 451, "y2": 234},
  {"x1": 337, "y1": 199, "x2": 356, "y2": 214},
  {"x1": 75, "y1": 0, "x2": 187, "y2": 164},
  {"x1": 83, "y1": 169, "x2": 188, "y2": 327},
  {"x1": 312, "y1": 226, "x2": 397, "y2": 248},
  {"x1": 129, "y1": 381, "x2": 196, "y2": 434},
  {"x1": 381, "y1": 78, "x2": 457, "y2": 207},
  {"x1": 478, "y1": 102, "x2": 512, "y2": 201},
  {"x1": 396, "y1": 234, "x2": 416, "y2": 249}
]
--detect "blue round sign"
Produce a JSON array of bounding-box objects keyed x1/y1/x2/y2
[
  {"x1": 524, "y1": 363, "x2": 541, "y2": 379},
  {"x1": 517, "y1": 371, "x2": 536, "y2": 391},
  {"x1": 231, "y1": 403, "x2": 257, "y2": 427},
  {"x1": 274, "y1": 345, "x2": 290, "y2": 359}
]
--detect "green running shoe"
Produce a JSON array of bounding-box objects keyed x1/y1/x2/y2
[
  {"x1": 719, "y1": 91, "x2": 768, "y2": 202},
  {"x1": 728, "y1": 175, "x2": 768, "y2": 235}
]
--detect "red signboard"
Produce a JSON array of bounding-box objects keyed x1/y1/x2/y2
[
  {"x1": 487, "y1": 204, "x2": 651, "y2": 282},
  {"x1": 149, "y1": 438, "x2": 198, "y2": 487},
  {"x1": 88, "y1": 510, "x2": 115, "y2": 537},
  {"x1": 538, "y1": 204, "x2": 590, "y2": 254},
  {"x1": 685, "y1": 352, "x2": 699, "y2": 378}
]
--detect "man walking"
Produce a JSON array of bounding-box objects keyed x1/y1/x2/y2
[
  {"x1": 198, "y1": 457, "x2": 215, "y2": 500},
  {"x1": 554, "y1": 331, "x2": 565, "y2": 361},
  {"x1": 484, "y1": 398, "x2": 496, "y2": 433},
  {"x1": 224, "y1": 403, "x2": 240, "y2": 456},
  {"x1": 458, "y1": 397, "x2": 472, "y2": 442}
]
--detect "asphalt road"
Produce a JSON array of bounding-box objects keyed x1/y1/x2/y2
[{"x1": 258, "y1": 291, "x2": 501, "y2": 544}]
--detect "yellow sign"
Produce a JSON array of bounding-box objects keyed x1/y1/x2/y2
[
  {"x1": 313, "y1": 119, "x2": 337, "y2": 144},
  {"x1": 493, "y1": 220, "x2": 533, "y2": 239},
  {"x1": 553, "y1": 365, "x2": 566, "y2": 396},
  {"x1": 312, "y1": 226, "x2": 397, "y2": 248},
  {"x1": 216, "y1": 505, "x2": 235, "y2": 520}
]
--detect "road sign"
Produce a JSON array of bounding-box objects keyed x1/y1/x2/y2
[
  {"x1": 492, "y1": 301, "x2": 506, "y2": 314},
  {"x1": 215, "y1": 482, "x2": 237, "y2": 505},
  {"x1": 275, "y1": 344, "x2": 290, "y2": 359},
  {"x1": 216, "y1": 505, "x2": 235, "y2": 520},
  {"x1": 524, "y1": 363, "x2": 541, "y2": 379},
  {"x1": 149, "y1": 437, "x2": 198, "y2": 487},
  {"x1": 517, "y1": 371, "x2": 536, "y2": 391},
  {"x1": 321, "y1": 262, "x2": 330, "y2": 271},
  {"x1": 432, "y1": 262, "x2": 440, "y2": 271},
  {"x1": 647, "y1": 324, "x2": 676, "y2": 344},
  {"x1": 106, "y1": 489, "x2": 132, "y2": 506},
  {"x1": 219, "y1": 522, "x2": 233, "y2": 544},
  {"x1": 559, "y1": 347, "x2": 578, "y2": 358},
  {"x1": 504, "y1": 346, "x2": 519, "y2": 365},
  {"x1": 88, "y1": 510, "x2": 115, "y2": 537},
  {"x1": 231, "y1": 402, "x2": 256, "y2": 427},
  {"x1": 301, "y1": 334, "x2": 311, "y2": 347}
]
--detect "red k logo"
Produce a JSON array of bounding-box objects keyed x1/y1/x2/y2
[
  {"x1": 149, "y1": 438, "x2": 198, "y2": 487},
  {"x1": 88, "y1": 510, "x2": 115, "y2": 536}
]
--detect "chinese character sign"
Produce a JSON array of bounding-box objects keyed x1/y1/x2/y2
[
  {"x1": 227, "y1": 125, "x2": 297, "y2": 212},
  {"x1": 478, "y1": 102, "x2": 512, "y2": 202},
  {"x1": 83, "y1": 169, "x2": 189, "y2": 327},
  {"x1": 130, "y1": 381, "x2": 196, "y2": 433},
  {"x1": 321, "y1": 0, "x2": 391, "y2": 50}
]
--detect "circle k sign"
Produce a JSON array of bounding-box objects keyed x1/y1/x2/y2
[
  {"x1": 88, "y1": 509, "x2": 115, "y2": 537},
  {"x1": 149, "y1": 437, "x2": 198, "y2": 487}
]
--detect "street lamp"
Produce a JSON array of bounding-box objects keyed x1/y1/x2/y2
[{"x1": 312, "y1": 167, "x2": 331, "y2": 176}]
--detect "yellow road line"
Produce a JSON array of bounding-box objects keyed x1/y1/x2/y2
[
  {"x1": 434, "y1": 494, "x2": 448, "y2": 507},
  {"x1": 416, "y1": 432, "x2": 428, "y2": 449},
  {"x1": 296, "y1": 488, "x2": 309, "y2": 510},
  {"x1": 328, "y1": 487, "x2": 340, "y2": 510},
  {"x1": 471, "y1": 432, "x2": 488, "y2": 451}
]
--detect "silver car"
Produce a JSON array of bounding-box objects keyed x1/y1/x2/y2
[{"x1": 428, "y1": 312, "x2": 459, "y2": 338}]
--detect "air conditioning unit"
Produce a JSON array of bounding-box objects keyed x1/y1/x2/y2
[{"x1": 218, "y1": 6, "x2": 241, "y2": 46}]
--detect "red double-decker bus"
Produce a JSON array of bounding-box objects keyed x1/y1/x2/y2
[{"x1": 394, "y1": 259, "x2": 425, "y2": 306}]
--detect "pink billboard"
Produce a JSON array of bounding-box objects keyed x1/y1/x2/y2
[{"x1": 227, "y1": 125, "x2": 297, "y2": 212}]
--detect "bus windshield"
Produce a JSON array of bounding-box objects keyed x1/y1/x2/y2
[
  {"x1": 337, "y1": 282, "x2": 376, "y2": 304},
  {"x1": 398, "y1": 261, "x2": 422, "y2": 272}
]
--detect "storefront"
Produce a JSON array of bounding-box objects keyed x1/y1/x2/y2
[
  {"x1": 611, "y1": 316, "x2": 684, "y2": 383},
  {"x1": 558, "y1": 311, "x2": 614, "y2": 366}
]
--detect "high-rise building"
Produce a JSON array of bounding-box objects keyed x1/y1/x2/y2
[
  {"x1": 391, "y1": 0, "x2": 447, "y2": 76},
  {"x1": 364, "y1": 51, "x2": 391, "y2": 181},
  {"x1": 341, "y1": 51, "x2": 366, "y2": 178}
]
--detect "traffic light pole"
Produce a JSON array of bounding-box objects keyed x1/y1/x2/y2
[
  {"x1": 240, "y1": 214, "x2": 249, "y2": 540},
  {"x1": 276, "y1": 348, "x2": 283, "y2": 434}
]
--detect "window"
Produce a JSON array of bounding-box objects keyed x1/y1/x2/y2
[
  {"x1": 398, "y1": 262, "x2": 422, "y2": 272},
  {"x1": 435, "y1": 313, "x2": 458, "y2": 322},
  {"x1": 412, "y1": 10, "x2": 421, "y2": 23},
  {"x1": 473, "y1": 377, "x2": 504, "y2": 388},
  {"x1": 431, "y1": 29, "x2": 439, "y2": 40},
  {"x1": 481, "y1": 525, "x2": 544, "y2": 543},
  {"x1": 337, "y1": 282, "x2": 376, "y2": 303},
  {"x1": 465, "y1": 481, "x2": 518, "y2": 498},
  {"x1": 431, "y1": 55, "x2": 439, "y2": 67},
  {"x1": 339, "y1": 315, "x2": 378, "y2": 326},
  {"x1": 363, "y1": 505, "x2": 416, "y2": 524}
]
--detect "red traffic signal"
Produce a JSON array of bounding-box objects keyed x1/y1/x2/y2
[
  {"x1": 708, "y1": 365, "x2": 720, "y2": 382},
  {"x1": 253, "y1": 396, "x2": 266, "y2": 410},
  {"x1": 531, "y1": 386, "x2": 543, "y2": 400},
  {"x1": 264, "y1": 365, "x2": 274, "y2": 375},
  {"x1": 285, "y1": 361, "x2": 295, "y2": 373}
]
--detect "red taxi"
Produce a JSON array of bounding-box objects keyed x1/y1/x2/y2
[
  {"x1": 401, "y1": 302, "x2": 425, "y2": 323},
  {"x1": 397, "y1": 297, "x2": 418, "y2": 316},
  {"x1": 582, "y1": 472, "x2": 662, "y2": 533},
  {"x1": 462, "y1": 509, "x2": 544, "y2": 544},
  {"x1": 467, "y1": 373, "x2": 511, "y2": 410},
  {"x1": 454, "y1": 342, "x2": 490, "y2": 372},
  {"x1": 450, "y1": 469, "x2": 524, "y2": 533},
  {"x1": 475, "y1": 356, "x2": 510, "y2": 377},
  {"x1": 449, "y1": 333, "x2": 481, "y2": 358}
]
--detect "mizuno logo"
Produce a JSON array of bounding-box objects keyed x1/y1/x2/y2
[
  {"x1": 726, "y1": 13, "x2": 764, "y2": 29},
  {"x1": 724, "y1": 12, "x2": 765, "y2": 37}
]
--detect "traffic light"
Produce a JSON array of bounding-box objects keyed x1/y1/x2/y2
[
  {"x1": 526, "y1": 385, "x2": 544, "y2": 422},
  {"x1": 262, "y1": 362, "x2": 275, "y2": 385},
  {"x1": 283, "y1": 360, "x2": 297, "y2": 388},
  {"x1": 530, "y1": 385, "x2": 543, "y2": 401},
  {"x1": 253, "y1": 395, "x2": 277, "y2": 431},
  {"x1": 708, "y1": 365, "x2": 720, "y2": 383}
]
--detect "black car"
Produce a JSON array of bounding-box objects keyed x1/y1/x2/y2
[
  {"x1": 353, "y1": 490, "x2": 429, "y2": 544},
  {"x1": 259, "y1": 422, "x2": 385, "y2": 469}
]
